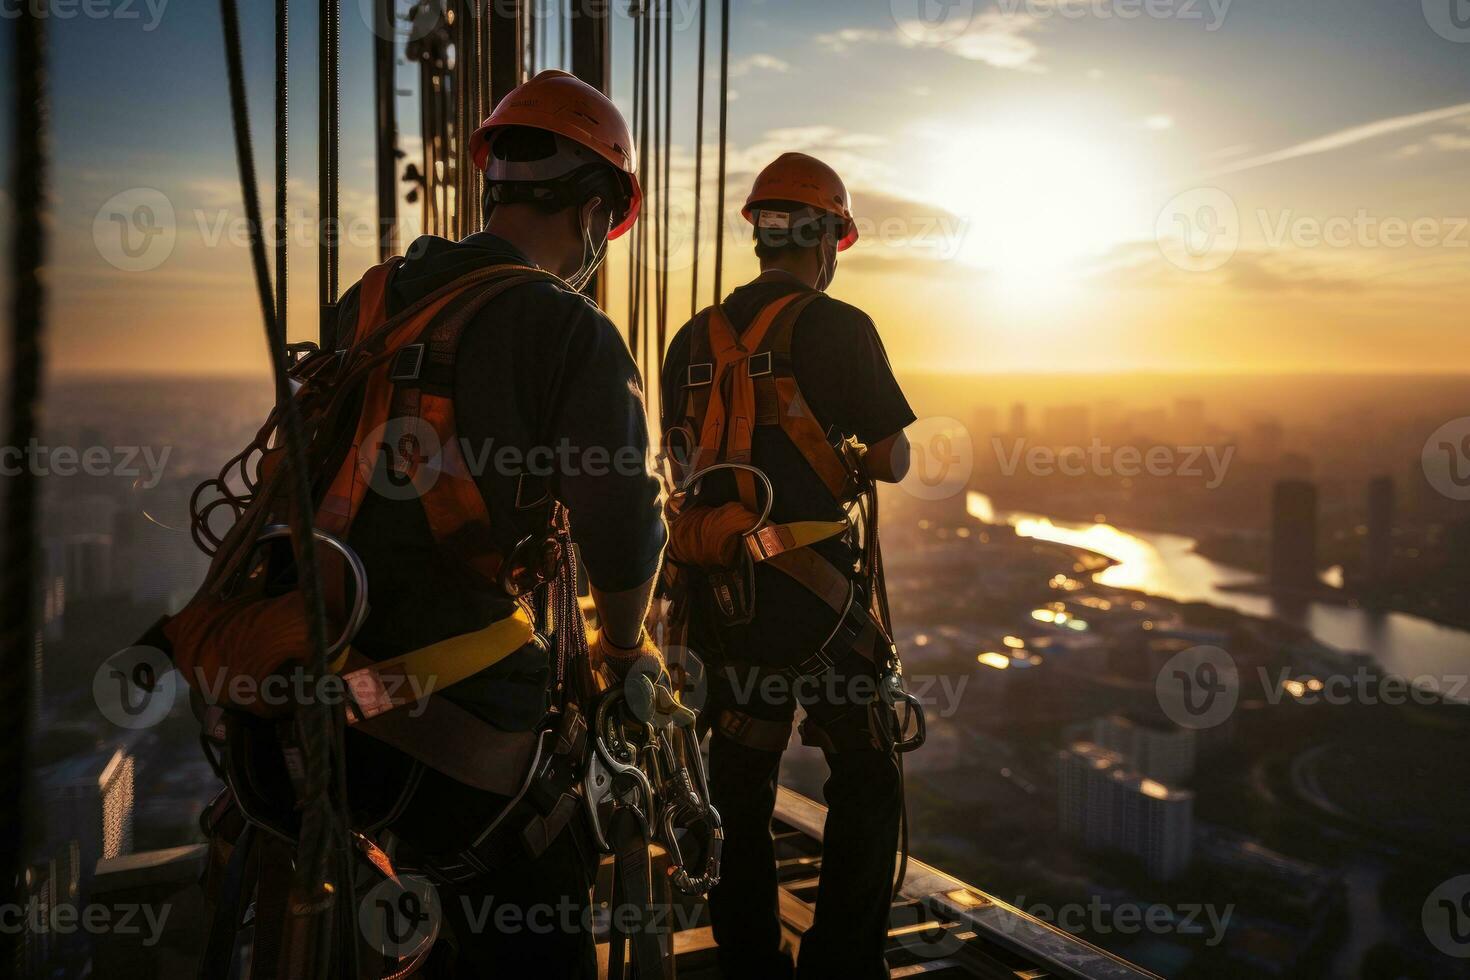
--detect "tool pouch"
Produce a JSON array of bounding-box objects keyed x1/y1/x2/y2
[{"x1": 706, "y1": 556, "x2": 755, "y2": 627}]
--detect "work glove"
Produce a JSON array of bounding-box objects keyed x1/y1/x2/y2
[{"x1": 589, "y1": 629, "x2": 695, "y2": 728}]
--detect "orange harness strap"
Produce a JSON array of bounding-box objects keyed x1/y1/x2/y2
[{"x1": 694, "y1": 293, "x2": 804, "y2": 509}]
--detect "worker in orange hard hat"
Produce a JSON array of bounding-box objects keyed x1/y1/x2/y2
[
  {"x1": 659, "y1": 152, "x2": 917, "y2": 979},
  {"x1": 317, "y1": 70, "x2": 663, "y2": 976}
]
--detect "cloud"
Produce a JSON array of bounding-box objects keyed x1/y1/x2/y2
[
  {"x1": 729, "y1": 54, "x2": 790, "y2": 78},
  {"x1": 1200, "y1": 101, "x2": 1470, "y2": 178},
  {"x1": 816, "y1": 13, "x2": 1046, "y2": 72}
]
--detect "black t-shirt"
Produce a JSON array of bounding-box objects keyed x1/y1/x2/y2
[
  {"x1": 335, "y1": 233, "x2": 666, "y2": 731},
  {"x1": 660, "y1": 271, "x2": 914, "y2": 668}
]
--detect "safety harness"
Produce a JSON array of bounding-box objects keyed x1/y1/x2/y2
[
  {"x1": 161, "y1": 261, "x2": 623, "y2": 977},
  {"x1": 662, "y1": 287, "x2": 924, "y2": 757}
]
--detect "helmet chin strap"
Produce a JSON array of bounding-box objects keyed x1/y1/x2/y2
[{"x1": 567, "y1": 198, "x2": 612, "y2": 292}]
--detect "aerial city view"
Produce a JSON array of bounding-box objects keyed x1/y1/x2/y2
[{"x1": 5, "y1": 1, "x2": 1470, "y2": 978}]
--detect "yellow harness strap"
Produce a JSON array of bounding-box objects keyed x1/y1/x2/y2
[
  {"x1": 331, "y1": 606, "x2": 536, "y2": 721},
  {"x1": 744, "y1": 520, "x2": 850, "y2": 563}
]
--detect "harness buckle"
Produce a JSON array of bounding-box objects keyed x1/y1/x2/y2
[
  {"x1": 390, "y1": 343, "x2": 426, "y2": 382},
  {"x1": 686, "y1": 362, "x2": 714, "y2": 387},
  {"x1": 747, "y1": 351, "x2": 773, "y2": 378}
]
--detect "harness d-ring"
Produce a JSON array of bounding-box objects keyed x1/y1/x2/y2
[
  {"x1": 674, "y1": 461, "x2": 776, "y2": 532},
  {"x1": 257, "y1": 524, "x2": 370, "y2": 656}
]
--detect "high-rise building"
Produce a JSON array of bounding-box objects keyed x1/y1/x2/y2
[
  {"x1": 1042, "y1": 405, "x2": 1091, "y2": 448},
  {"x1": 1364, "y1": 476, "x2": 1394, "y2": 584},
  {"x1": 1091, "y1": 714, "x2": 1197, "y2": 783},
  {"x1": 1271, "y1": 480, "x2": 1318, "y2": 591},
  {"x1": 1058, "y1": 742, "x2": 1193, "y2": 881},
  {"x1": 1008, "y1": 402, "x2": 1028, "y2": 439},
  {"x1": 64, "y1": 534, "x2": 113, "y2": 600},
  {"x1": 41, "y1": 746, "x2": 136, "y2": 892}
]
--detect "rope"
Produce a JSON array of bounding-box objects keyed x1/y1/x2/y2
[
  {"x1": 319, "y1": 0, "x2": 341, "y2": 308},
  {"x1": 658, "y1": 0, "x2": 672, "y2": 359},
  {"x1": 713, "y1": 0, "x2": 729, "y2": 304},
  {"x1": 218, "y1": 2, "x2": 352, "y2": 973},
  {"x1": 0, "y1": 4, "x2": 46, "y2": 947},
  {"x1": 276, "y1": 0, "x2": 288, "y2": 328},
  {"x1": 690, "y1": 0, "x2": 706, "y2": 318}
]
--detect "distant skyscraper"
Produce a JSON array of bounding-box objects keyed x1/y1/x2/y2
[
  {"x1": 1173, "y1": 398, "x2": 1206, "y2": 440},
  {"x1": 1271, "y1": 480, "x2": 1318, "y2": 591},
  {"x1": 1058, "y1": 742, "x2": 1194, "y2": 881},
  {"x1": 1364, "y1": 476, "x2": 1394, "y2": 584},
  {"x1": 1009, "y1": 402, "x2": 1028, "y2": 439},
  {"x1": 1250, "y1": 417, "x2": 1284, "y2": 463},
  {"x1": 1042, "y1": 405, "x2": 1091, "y2": 447},
  {"x1": 64, "y1": 534, "x2": 113, "y2": 600},
  {"x1": 1091, "y1": 714, "x2": 1196, "y2": 783}
]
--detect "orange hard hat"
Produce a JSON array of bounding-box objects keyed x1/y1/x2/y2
[
  {"x1": 470, "y1": 70, "x2": 641, "y2": 240},
  {"x1": 742, "y1": 152, "x2": 858, "y2": 251}
]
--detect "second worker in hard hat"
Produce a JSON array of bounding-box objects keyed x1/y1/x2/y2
[{"x1": 660, "y1": 152, "x2": 916, "y2": 979}]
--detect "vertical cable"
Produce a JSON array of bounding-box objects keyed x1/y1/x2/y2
[
  {"x1": 320, "y1": 0, "x2": 341, "y2": 313},
  {"x1": 713, "y1": 0, "x2": 729, "y2": 305},
  {"x1": 219, "y1": 2, "x2": 351, "y2": 975},
  {"x1": 690, "y1": 0, "x2": 705, "y2": 317},
  {"x1": 0, "y1": 5, "x2": 46, "y2": 946},
  {"x1": 276, "y1": 0, "x2": 289, "y2": 329},
  {"x1": 659, "y1": 0, "x2": 671, "y2": 359}
]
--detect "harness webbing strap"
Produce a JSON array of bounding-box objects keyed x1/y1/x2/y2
[
  {"x1": 694, "y1": 293, "x2": 804, "y2": 509},
  {"x1": 606, "y1": 807, "x2": 671, "y2": 980}
]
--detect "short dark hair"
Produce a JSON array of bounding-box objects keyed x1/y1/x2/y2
[{"x1": 750, "y1": 199, "x2": 842, "y2": 260}]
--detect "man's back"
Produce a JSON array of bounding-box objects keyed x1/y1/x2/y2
[
  {"x1": 337, "y1": 232, "x2": 666, "y2": 729},
  {"x1": 661, "y1": 271, "x2": 914, "y2": 666}
]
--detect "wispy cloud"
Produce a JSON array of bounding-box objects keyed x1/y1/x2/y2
[
  {"x1": 729, "y1": 54, "x2": 790, "y2": 78},
  {"x1": 1201, "y1": 101, "x2": 1470, "y2": 178},
  {"x1": 817, "y1": 13, "x2": 1046, "y2": 72}
]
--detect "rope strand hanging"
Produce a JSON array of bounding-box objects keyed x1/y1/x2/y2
[
  {"x1": 0, "y1": 4, "x2": 47, "y2": 943},
  {"x1": 713, "y1": 0, "x2": 730, "y2": 305},
  {"x1": 690, "y1": 0, "x2": 706, "y2": 318},
  {"x1": 219, "y1": 2, "x2": 354, "y2": 973}
]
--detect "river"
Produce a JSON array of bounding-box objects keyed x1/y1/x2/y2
[{"x1": 968, "y1": 493, "x2": 1470, "y2": 688}]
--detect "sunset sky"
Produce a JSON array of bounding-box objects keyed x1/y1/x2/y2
[{"x1": 9, "y1": 0, "x2": 1470, "y2": 376}]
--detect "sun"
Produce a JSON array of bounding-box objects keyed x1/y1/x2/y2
[{"x1": 910, "y1": 119, "x2": 1145, "y2": 304}]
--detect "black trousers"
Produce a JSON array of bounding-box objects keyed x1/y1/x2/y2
[
  {"x1": 419, "y1": 824, "x2": 598, "y2": 978},
  {"x1": 705, "y1": 652, "x2": 903, "y2": 980}
]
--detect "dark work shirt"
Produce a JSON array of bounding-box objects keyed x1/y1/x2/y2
[
  {"x1": 660, "y1": 271, "x2": 914, "y2": 667},
  {"x1": 337, "y1": 233, "x2": 666, "y2": 731}
]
